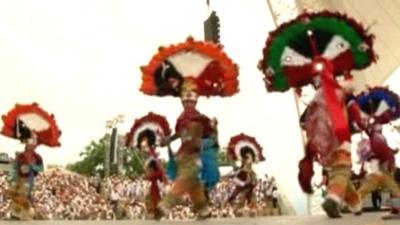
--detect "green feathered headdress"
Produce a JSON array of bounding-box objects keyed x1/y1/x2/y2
[{"x1": 259, "y1": 11, "x2": 376, "y2": 92}]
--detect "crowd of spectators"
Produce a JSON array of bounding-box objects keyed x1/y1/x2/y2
[{"x1": 0, "y1": 169, "x2": 282, "y2": 220}]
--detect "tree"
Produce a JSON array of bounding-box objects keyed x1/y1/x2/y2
[
  {"x1": 66, "y1": 134, "x2": 147, "y2": 177},
  {"x1": 67, "y1": 135, "x2": 235, "y2": 177},
  {"x1": 66, "y1": 135, "x2": 108, "y2": 176},
  {"x1": 218, "y1": 148, "x2": 234, "y2": 167},
  {"x1": 123, "y1": 148, "x2": 147, "y2": 178}
]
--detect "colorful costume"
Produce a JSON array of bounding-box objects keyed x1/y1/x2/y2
[
  {"x1": 200, "y1": 134, "x2": 220, "y2": 193},
  {"x1": 300, "y1": 84, "x2": 366, "y2": 217},
  {"x1": 125, "y1": 112, "x2": 171, "y2": 218},
  {"x1": 355, "y1": 86, "x2": 400, "y2": 217},
  {"x1": 139, "y1": 37, "x2": 239, "y2": 219},
  {"x1": 227, "y1": 133, "x2": 265, "y2": 210},
  {"x1": 357, "y1": 124, "x2": 399, "y2": 202},
  {"x1": 1, "y1": 103, "x2": 61, "y2": 220},
  {"x1": 8, "y1": 148, "x2": 43, "y2": 219},
  {"x1": 166, "y1": 116, "x2": 220, "y2": 194},
  {"x1": 227, "y1": 167, "x2": 257, "y2": 208},
  {"x1": 162, "y1": 106, "x2": 214, "y2": 216},
  {"x1": 143, "y1": 152, "x2": 167, "y2": 218},
  {"x1": 258, "y1": 11, "x2": 376, "y2": 218}
]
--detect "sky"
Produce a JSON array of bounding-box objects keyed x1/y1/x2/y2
[{"x1": 1, "y1": 0, "x2": 399, "y2": 216}]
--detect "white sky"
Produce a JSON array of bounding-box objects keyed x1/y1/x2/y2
[{"x1": 6, "y1": 0, "x2": 400, "y2": 215}]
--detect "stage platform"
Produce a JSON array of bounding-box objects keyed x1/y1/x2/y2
[{"x1": 0, "y1": 213, "x2": 398, "y2": 225}]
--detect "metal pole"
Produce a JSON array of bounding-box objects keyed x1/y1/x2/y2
[
  {"x1": 110, "y1": 127, "x2": 118, "y2": 165},
  {"x1": 117, "y1": 136, "x2": 124, "y2": 176},
  {"x1": 104, "y1": 134, "x2": 110, "y2": 178},
  {"x1": 265, "y1": 0, "x2": 277, "y2": 26},
  {"x1": 105, "y1": 115, "x2": 124, "y2": 177}
]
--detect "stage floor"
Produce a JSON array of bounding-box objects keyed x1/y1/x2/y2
[{"x1": 0, "y1": 213, "x2": 398, "y2": 225}]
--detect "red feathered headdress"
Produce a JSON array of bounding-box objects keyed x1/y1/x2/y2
[
  {"x1": 1, "y1": 103, "x2": 61, "y2": 147},
  {"x1": 140, "y1": 37, "x2": 239, "y2": 97},
  {"x1": 227, "y1": 133, "x2": 265, "y2": 163},
  {"x1": 125, "y1": 112, "x2": 171, "y2": 148}
]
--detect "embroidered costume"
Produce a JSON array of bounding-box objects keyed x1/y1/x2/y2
[
  {"x1": 139, "y1": 37, "x2": 239, "y2": 219},
  {"x1": 355, "y1": 87, "x2": 400, "y2": 218},
  {"x1": 1, "y1": 103, "x2": 61, "y2": 220},
  {"x1": 125, "y1": 112, "x2": 171, "y2": 219},
  {"x1": 227, "y1": 133, "x2": 265, "y2": 210},
  {"x1": 258, "y1": 11, "x2": 376, "y2": 218}
]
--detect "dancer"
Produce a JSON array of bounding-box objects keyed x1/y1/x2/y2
[
  {"x1": 125, "y1": 112, "x2": 171, "y2": 219},
  {"x1": 159, "y1": 79, "x2": 215, "y2": 219},
  {"x1": 1, "y1": 103, "x2": 61, "y2": 220},
  {"x1": 354, "y1": 86, "x2": 400, "y2": 219},
  {"x1": 8, "y1": 130, "x2": 43, "y2": 220},
  {"x1": 258, "y1": 11, "x2": 376, "y2": 218},
  {"x1": 357, "y1": 123, "x2": 400, "y2": 218},
  {"x1": 227, "y1": 147, "x2": 257, "y2": 209},
  {"x1": 139, "y1": 37, "x2": 239, "y2": 219},
  {"x1": 299, "y1": 80, "x2": 366, "y2": 218},
  {"x1": 226, "y1": 133, "x2": 265, "y2": 213},
  {"x1": 140, "y1": 132, "x2": 167, "y2": 219}
]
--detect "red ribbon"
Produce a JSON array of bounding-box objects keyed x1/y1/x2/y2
[
  {"x1": 148, "y1": 147, "x2": 158, "y2": 158},
  {"x1": 149, "y1": 172, "x2": 162, "y2": 208},
  {"x1": 318, "y1": 58, "x2": 351, "y2": 143}
]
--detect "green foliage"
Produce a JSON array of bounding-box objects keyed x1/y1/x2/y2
[
  {"x1": 67, "y1": 135, "x2": 234, "y2": 178},
  {"x1": 123, "y1": 148, "x2": 146, "y2": 177},
  {"x1": 66, "y1": 134, "x2": 146, "y2": 177},
  {"x1": 66, "y1": 136, "x2": 108, "y2": 176},
  {"x1": 263, "y1": 14, "x2": 373, "y2": 92},
  {"x1": 218, "y1": 149, "x2": 234, "y2": 167}
]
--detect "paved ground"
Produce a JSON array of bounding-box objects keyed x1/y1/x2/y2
[{"x1": 0, "y1": 213, "x2": 398, "y2": 225}]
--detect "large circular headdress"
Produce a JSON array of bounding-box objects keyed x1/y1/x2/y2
[
  {"x1": 356, "y1": 86, "x2": 400, "y2": 124},
  {"x1": 125, "y1": 112, "x2": 171, "y2": 148},
  {"x1": 258, "y1": 11, "x2": 376, "y2": 92},
  {"x1": 227, "y1": 133, "x2": 265, "y2": 163},
  {"x1": 140, "y1": 37, "x2": 239, "y2": 97},
  {"x1": 1, "y1": 103, "x2": 61, "y2": 147}
]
